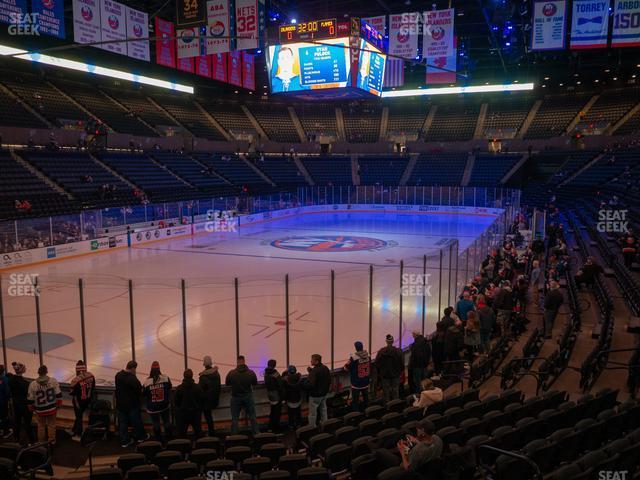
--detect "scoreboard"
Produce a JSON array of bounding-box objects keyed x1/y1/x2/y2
[{"x1": 279, "y1": 19, "x2": 338, "y2": 43}]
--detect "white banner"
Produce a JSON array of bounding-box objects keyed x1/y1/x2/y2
[
  {"x1": 422, "y1": 8, "x2": 455, "y2": 59},
  {"x1": 73, "y1": 0, "x2": 101, "y2": 45},
  {"x1": 570, "y1": 0, "x2": 609, "y2": 49},
  {"x1": 177, "y1": 27, "x2": 201, "y2": 58},
  {"x1": 531, "y1": 0, "x2": 567, "y2": 50},
  {"x1": 362, "y1": 15, "x2": 387, "y2": 35},
  {"x1": 125, "y1": 6, "x2": 150, "y2": 61},
  {"x1": 611, "y1": 0, "x2": 640, "y2": 48},
  {"x1": 99, "y1": 0, "x2": 126, "y2": 54},
  {"x1": 206, "y1": 0, "x2": 232, "y2": 54},
  {"x1": 389, "y1": 12, "x2": 419, "y2": 59}
]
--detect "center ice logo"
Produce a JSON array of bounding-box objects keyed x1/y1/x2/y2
[{"x1": 271, "y1": 235, "x2": 389, "y2": 252}]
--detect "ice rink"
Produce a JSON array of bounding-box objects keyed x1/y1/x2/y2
[{"x1": 1, "y1": 211, "x2": 498, "y2": 385}]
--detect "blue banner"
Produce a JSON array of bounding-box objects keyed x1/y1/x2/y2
[{"x1": 32, "y1": 0, "x2": 66, "y2": 38}]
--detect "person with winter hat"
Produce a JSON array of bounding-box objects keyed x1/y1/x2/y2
[
  {"x1": 344, "y1": 341, "x2": 371, "y2": 411},
  {"x1": 143, "y1": 361, "x2": 173, "y2": 442},
  {"x1": 375, "y1": 334, "x2": 404, "y2": 402},
  {"x1": 264, "y1": 359, "x2": 283, "y2": 432},
  {"x1": 282, "y1": 365, "x2": 302, "y2": 429},
  {"x1": 68, "y1": 360, "x2": 96, "y2": 441},
  {"x1": 0, "y1": 365, "x2": 11, "y2": 438},
  {"x1": 198, "y1": 356, "x2": 220, "y2": 436},
  {"x1": 9, "y1": 362, "x2": 34, "y2": 444},
  {"x1": 27, "y1": 365, "x2": 62, "y2": 444}
]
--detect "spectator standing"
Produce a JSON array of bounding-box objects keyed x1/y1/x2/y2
[
  {"x1": 142, "y1": 361, "x2": 173, "y2": 442},
  {"x1": 282, "y1": 366, "x2": 302, "y2": 429},
  {"x1": 27, "y1": 365, "x2": 62, "y2": 445},
  {"x1": 69, "y1": 360, "x2": 96, "y2": 441},
  {"x1": 306, "y1": 354, "x2": 331, "y2": 427},
  {"x1": 543, "y1": 281, "x2": 564, "y2": 339},
  {"x1": 408, "y1": 331, "x2": 431, "y2": 394},
  {"x1": 375, "y1": 335, "x2": 404, "y2": 402},
  {"x1": 264, "y1": 359, "x2": 283, "y2": 432},
  {"x1": 9, "y1": 363, "x2": 34, "y2": 444},
  {"x1": 225, "y1": 356, "x2": 259, "y2": 434},
  {"x1": 175, "y1": 369, "x2": 204, "y2": 438},
  {"x1": 344, "y1": 341, "x2": 371, "y2": 411},
  {"x1": 198, "y1": 356, "x2": 221, "y2": 437},
  {"x1": 115, "y1": 361, "x2": 148, "y2": 448}
]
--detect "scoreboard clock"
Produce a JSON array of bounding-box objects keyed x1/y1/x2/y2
[{"x1": 278, "y1": 18, "x2": 337, "y2": 43}]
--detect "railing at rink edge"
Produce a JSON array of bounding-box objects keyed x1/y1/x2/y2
[{"x1": 0, "y1": 186, "x2": 519, "y2": 386}]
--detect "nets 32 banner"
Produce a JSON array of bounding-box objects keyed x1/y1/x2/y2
[
  {"x1": 235, "y1": 0, "x2": 265, "y2": 50},
  {"x1": 570, "y1": 0, "x2": 610, "y2": 49},
  {"x1": 612, "y1": 0, "x2": 640, "y2": 47},
  {"x1": 206, "y1": 0, "x2": 234, "y2": 54},
  {"x1": 531, "y1": 0, "x2": 567, "y2": 50},
  {"x1": 389, "y1": 12, "x2": 419, "y2": 59}
]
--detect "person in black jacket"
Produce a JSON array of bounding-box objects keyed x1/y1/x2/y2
[
  {"x1": 8, "y1": 362, "x2": 34, "y2": 444},
  {"x1": 264, "y1": 359, "x2": 283, "y2": 432},
  {"x1": 375, "y1": 334, "x2": 404, "y2": 402},
  {"x1": 305, "y1": 354, "x2": 331, "y2": 427},
  {"x1": 198, "y1": 356, "x2": 220, "y2": 437},
  {"x1": 543, "y1": 281, "x2": 564, "y2": 339},
  {"x1": 175, "y1": 369, "x2": 204, "y2": 438},
  {"x1": 115, "y1": 360, "x2": 148, "y2": 447},
  {"x1": 282, "y1": 365, "x2": 302, "y2": 429},
  {"x1": 225, "y1": 356, "x2": 259, "y2": 434},
  {"x1": 408, "y1": 332, "x2": 431, "y2": 394}
]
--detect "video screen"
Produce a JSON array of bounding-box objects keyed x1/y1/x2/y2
[
  {"x1": 355, "y1": 39, "x2": 387, "y2": 96},
  {"x1": 266, "y1": 37, "x2": 351, "y2": 93}
]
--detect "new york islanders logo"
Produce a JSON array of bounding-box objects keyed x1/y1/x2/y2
[{"x1": 270, "y1": 235, "x2": 390, "y2": 252}]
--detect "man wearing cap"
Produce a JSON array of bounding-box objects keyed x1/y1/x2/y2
[
  {"x1": 143, "y1": 361, "x2": 172, "y2": 442},
  {"x1": 9, "y1": 362, "x2": 34, "y2": 444},
  {"x1": 115, "y1": 360, "x2": 148, "y2": 448},
  {"x1": 344, "y1": 341, "x2": 371, "y2": 412},
  {"x1": 198, "y1": 356, "x2": 221, "y2": 437},
  {"x1": 27, "y1": 365, "x2": 62, "y2": 445},
  {"x1": 69, "y1": 360, "x2": 96, "y2": 441},
  {"x1": 397, "y1": 419, "x2": 443, "y2": 473},
  {"x1": 375, "y1": 334, "x2": 404, "y2": 402}
]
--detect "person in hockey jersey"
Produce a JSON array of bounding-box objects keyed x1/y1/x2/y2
[
  {"x1": 344, "y1": 341, "x2": 371, "y2": 412},
  {"x1": 143, "y1": 361, "x2": 173, "y2": 442},
  {"x1": 27, "y1": 365, "x2": 62, "y2": 445},
  {"x1": 68, "y1": 360, "x2": 96, "y2": 441}
]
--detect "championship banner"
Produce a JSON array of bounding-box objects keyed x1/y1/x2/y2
[
  {"x1": 531, "y1": 0, "x2": 567, "y2": 50},
  {"x1": 196, "y1": 54, "x2": 211, "y2": 76},
  {"x1": 32, "y1": 0, "x2": 66, "y2": 38},
  {"x1": 0, "y1": 0, "x2": 26, "y2": 25},
  {"x1": 570, "y1": 0, "x2": 609, "y2": 49},
  {"x1": 126, "y1": 6, "x2": 150, "y2": 61},
  {"x1": 612, "y1": 0, "x2": 640, "y2": 47},
  {"x1": 389, "y1": 12, "x2": 419, "y2": 59},
  {"x1": 228, "y1": 49, "x2": 242, "y2": 86},
  {"x1": 423, "y1": 8, "x2": 455, "y2": 59},
  {"x1": 235, "y1": 0, "x2": 265, "y2": 50},
  {"x1": 242, "y1": 51, "x2": 255, "y2": 90},
  {"x1": 155, "y1": 17, "x2": 176, "y2": 68},
  {"x1": 362, "y1": 15, "x2": 387, "y2": 35},
  {"x1": 177, "y1": 56, "x2": 195, "y2": 72},
  {"x1": 212, "y1": 52, "x2": 227, "y2": 81},
  {"x1": 73, "y1": 0, "x2": 101, "y2": 44},
  {"x1": 99, "y1": 0, "x2": 126, "y2": 54},
  {"x1": 176, "y1": 0, "x2": 206, "y2": 26},
  {"x1": 427, "y1": 36, "x2": 457, "y2": 84},
  {"x1": 206, "y1": 0, "x2": 234, "y2": 53},
  {"x1": 177, "y1": 27, "x2": 201, "y2": 58}
]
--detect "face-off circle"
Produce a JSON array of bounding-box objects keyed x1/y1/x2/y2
[{"x1": 270, "y1": 235, "x2": 389, "y2": 252}]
